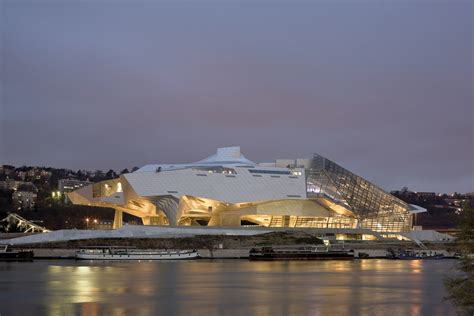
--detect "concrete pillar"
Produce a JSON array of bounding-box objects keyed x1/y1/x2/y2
[
  {"x1": 113, "y1": 209, "x2": 123, "y2": 229},
  {"x1": 142, "y1": 216, "x2": 167, "y2": 226},
  {"x1": 152, "y1": 197, "x2": 180, "y2": 226},
  {"x1": 142, "y1": 216, "x2": 150, "y2": 225}
]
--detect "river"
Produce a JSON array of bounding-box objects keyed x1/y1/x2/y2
[{"x1": 0, "y1": 259, "x2": 457, "y2": 315}]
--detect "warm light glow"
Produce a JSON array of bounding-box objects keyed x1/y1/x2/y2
[{"x1": 409, "y1": 260, "x2": 422, "y2": 274}]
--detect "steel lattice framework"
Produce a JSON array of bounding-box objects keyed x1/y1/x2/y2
[{"x1": 0, "y1": 213, "x2": 51, "y2": 233}]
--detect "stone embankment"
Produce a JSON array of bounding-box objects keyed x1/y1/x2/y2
[
  {"x1": 10, "y1": 231, "x2": 457, "y2": 259},
  {"x1": 28, "y1": 248, "x2": 456, "y2": 259}
]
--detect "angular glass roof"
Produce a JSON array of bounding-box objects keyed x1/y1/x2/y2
[{"x1": 307, "y1": 154, "x2": 412, "y2": 231}]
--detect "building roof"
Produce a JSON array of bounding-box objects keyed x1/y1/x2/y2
[
  {"x1": 136, "y1": 146, "x2": 256, "y2": 172},
  {"x1": 196, "y1": 146, "x2": 255, "y2": 165}
]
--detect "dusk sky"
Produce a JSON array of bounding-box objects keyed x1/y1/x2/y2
[{"x1": 1, "y1": 1, "x2": 472, "y2": 193}]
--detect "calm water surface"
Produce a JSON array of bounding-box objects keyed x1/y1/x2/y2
[{"x1": 0, "y1": 259, "x2": 457, "y2": 316}]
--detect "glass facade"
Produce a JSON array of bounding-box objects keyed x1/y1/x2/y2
[
  {"x1": 239, "y1": 215, "x2": 357, "y2": 228},
  {"x1": 92, "y1": 181, "x2": 120, "y2": 198},
  {"x1": 306, "y1": 154, "x2": 411, "y2": 232}
]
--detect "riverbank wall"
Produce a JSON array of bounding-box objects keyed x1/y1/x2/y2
[
  {"x1": 4, "y1": 229, "x2": 458, "y2": 259},
  {"x1": 27, "y1": 247, "x2": 457, "y2": 259}
]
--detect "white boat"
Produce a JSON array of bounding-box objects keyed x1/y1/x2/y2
[{"x1": 76, "y1": 247, "x2": 199, "y2": 260}]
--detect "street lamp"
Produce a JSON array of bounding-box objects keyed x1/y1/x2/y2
[{"x1": 85, "y1": 218, "x2": 89, "y2": 229}]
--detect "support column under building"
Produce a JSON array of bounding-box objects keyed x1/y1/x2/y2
[
  {"x1": 142, "y1": 216, "x2": 167, "y2": 226},
  {"x1": 149, "y1": 196, "x2": 180, "y2": 226},
  {"x1": 142, "y1": 216, "x2": 150, "y2": 225},
  {"x1": 113, "y1": 209, "x2": 123, "y2": 229}
]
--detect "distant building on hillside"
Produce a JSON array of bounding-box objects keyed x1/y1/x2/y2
[
  {"x1": 0, "y1": 179, "x2": 17, "y2": 191},
  {"x1": 0, "y1": 180, "x2": 36, "y2": 191},
  {"x1": 94, "y1": 220, "x2": 114, "y2": 230},
  {"x1": 0, "y1": 165, "x2": 15, "y2": 176},
  {"x1": 416, "y1": 192, "x2": 437, "y2": 198},
  {"x1": 22, "y1": 168, "x2": 52, "y2": 181},
  {"x1": 58, "y1": 179, "x2": 92, "y2": 203},
  {"x1": 12, "y1": 183, "x2": 38, "y2": 211}
]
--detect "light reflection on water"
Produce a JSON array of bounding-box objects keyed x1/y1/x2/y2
[{"x1": 0, "y1": 259, "x2": 457, "y2": 316}]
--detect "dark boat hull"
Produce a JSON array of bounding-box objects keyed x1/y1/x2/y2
[
  {"x1": 386, "y1": 249, "x2": 445, "y2": 260},
  {"x1": 388, "y1": 255, "x2": 445, "y2": 260},
  {"x1": 0, "y1": 251, "x2": 34, "y2": 261},
  {"x1": 249, "y1": 252, "x2": 354, "y2": 261}
]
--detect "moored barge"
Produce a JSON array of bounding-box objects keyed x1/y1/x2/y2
[
  {"x1": 386, "y1": 248, "x2": 445, "y2": 260},
  {"x1": 76, "y1": 246, "x2": 199, "y2": 260},
  {"x1": 0, "y1": 244, "x2": 34, "y2": 261},
  {"x1": 249, "y1": 245, "x2": 354, "y2": 261}
]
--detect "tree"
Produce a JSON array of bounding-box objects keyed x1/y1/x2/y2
[
  {"x1": 92, "y1": 170, "x2": 104, "y2": 182},
  {"x1": 445, "y1": 201, "x2": 474, "y2": 314},
  {"x1": 131, "y1": 166, "x2": 140, "y2": 172},
  {"x1": 120, "y1": 168, "x2": 129, "y2": 175},
  {"x1": 0, "y1": 189, "x2": 14, "y2": 212},
  {"x1": 76, "y1": 170, "x2": 85, "y2": 181},
  {"x1": 105, "y1": 169, "x2": 116, "y2": 180}
]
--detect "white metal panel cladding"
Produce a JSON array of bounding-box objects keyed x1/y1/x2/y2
[{"x1": 123, "y1": 167, "x2": 307, "y2": 204}]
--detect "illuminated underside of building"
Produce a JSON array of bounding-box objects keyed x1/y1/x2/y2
[{"x1": 68, "y1": 147, "x2": 422, "y2": 233}]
